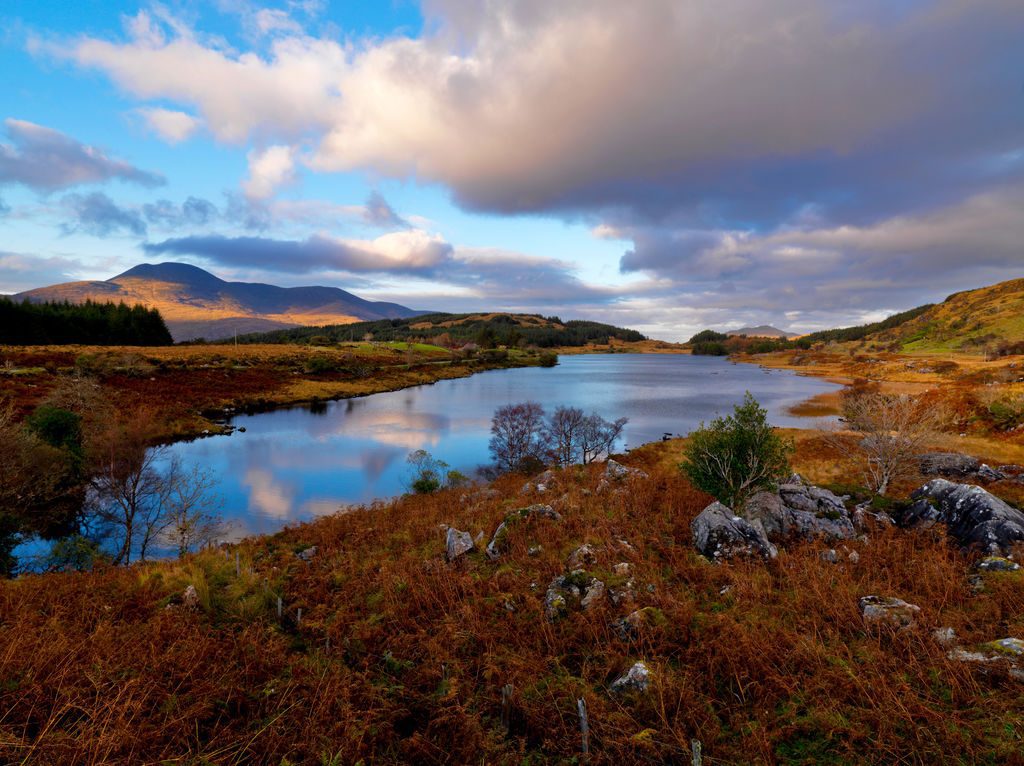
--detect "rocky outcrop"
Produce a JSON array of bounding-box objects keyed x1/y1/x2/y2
[
  {"x1": 445, "y1": 527, "x2": 475, "y2": 561},
  {"x1": 900, "y1": 480, "x2": 1024, "y2": 555},
  {"x1": 746, "y1": 479, "x2": 856, "y2": 542},
  {"x1": 566, "y1": 544, "x2": 598, "y2": 570},
  {"x1": 919, "y1": 452, "x2": 1021, "y2": 483},
  {"x1": 692, "y1": 502, "x2": 778, "y2": 562},
  {"x1": 859, "y1": 596, "x2": 920, "y2": 628},
  {"x1": 977, "y1": 556, "x2": 1020, "y2": 572},
  {"x1": 597, "y1": 459, "x2": 649, "y2": 493},
  {"x1": 485, "y1": 504, "x2": 562, "y2": 560}
]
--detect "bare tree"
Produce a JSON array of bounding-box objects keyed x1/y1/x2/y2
[
  {"x1": 579, "y1": 413, "x2": 628, "y2": 464},
  {"x1": 489, "y1": 402, "x2": 548, "y2": 473},
  {"x1": 88, "y1": 412, "x2": 222, "y2": 563},
  {"x1": 159, "y1": 458, "x2": 225, "y2": 556},
  {"x1": 823, "y1": 390, "x2": 947, "y2": 495},
  {"x1": 546, "y1": 406, "x2": 587, "y2": 467}
]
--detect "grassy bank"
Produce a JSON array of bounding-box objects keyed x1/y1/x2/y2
[{"x1": 1, "y1": 438, "x2": 1022, "y2": 764}]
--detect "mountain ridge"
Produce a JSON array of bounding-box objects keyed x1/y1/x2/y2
[{"x1": 14, "y1": 262, "x2": 425, "y2": 342}]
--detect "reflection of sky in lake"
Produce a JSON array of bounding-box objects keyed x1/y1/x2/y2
[{"x1": 163, "y1": 354, "x2": 841, "y2": 539}]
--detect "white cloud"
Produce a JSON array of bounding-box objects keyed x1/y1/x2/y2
[
  {"x1": 243, "y1": 144, "x2": 296, "y2": 199},
  {"x1": 135, "y1": 107, "x2": 201, "y2": 143}
]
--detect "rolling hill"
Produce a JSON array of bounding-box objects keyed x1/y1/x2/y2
[
  {"x1": 863, "y1": 278, "x2": 1024, "y2": 352},
  {"x1": 14, "y1": 263, "x2": 424, "y2": 342}
]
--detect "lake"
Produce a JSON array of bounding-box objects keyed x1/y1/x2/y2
[{"x1": 163, "y1": 354, "x2": 840, "y2": 539}]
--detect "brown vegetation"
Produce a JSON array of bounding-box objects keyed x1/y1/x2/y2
[{"x1": 1, "y1": 440, "x2": 1022, "y2": 764}]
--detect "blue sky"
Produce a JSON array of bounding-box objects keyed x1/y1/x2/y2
[{"x1": 1, "y1": 1, "x2": 1022, "y2": 340}]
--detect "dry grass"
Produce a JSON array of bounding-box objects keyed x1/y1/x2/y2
[{"x1": 2, "y1": 442, "x2": 1022, "y2": 764}]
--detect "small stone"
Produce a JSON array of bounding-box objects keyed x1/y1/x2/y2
[
  {"x1": 527, "y1": 545, "x2": 542, "y2": 556},
  {"x1": 182, "y1": 584, "x2": 200, "y2": 611},
  {"x1": 859, "y1": 595, "x2": 921, "y2": 628},
  {"x1": 610, "y1": 661, "x2": 651, "y2": 694},
  {"x1": 820, "y1": 549, "x2": 839, "y2": 564},
  {"x1": 296, "y1": 546, "x2": 317, "y2": 562},
  {"x1": 613, "y1": 562, "x2": 632, "y2": 576},
  {"x1": 847, "y1": 550, "x2": 861, "y2": 564},
  {"x1": 445, "y1": 527, "x2": 475, "y2": 561},
  {"x1": 988, "y1": 637, "x2": 1024, "y2": 656}
]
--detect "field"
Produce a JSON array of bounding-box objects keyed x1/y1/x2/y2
[{"x1": 0, "y1": 342, "x2": 542, "y2": 440}]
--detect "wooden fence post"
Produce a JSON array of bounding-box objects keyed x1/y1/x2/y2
[{"x1": 577, "y1": 698, "x2": 589, "y2": 756}]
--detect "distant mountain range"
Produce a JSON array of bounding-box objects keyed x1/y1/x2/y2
[
  {"x1": 727, "y1": 325, "x2": 799, "y2": 339},
  {"x1": 14, "y1": 262, "x2": 423, "y2": 342}
]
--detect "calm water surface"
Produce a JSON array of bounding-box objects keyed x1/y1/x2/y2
[{"x1": 163, "y1": 354, "x2": 840, "y2": 539}]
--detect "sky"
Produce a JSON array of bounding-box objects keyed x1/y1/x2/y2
[{"x1": 1, "y1": 0, "x2": 1022, "y2": 341}]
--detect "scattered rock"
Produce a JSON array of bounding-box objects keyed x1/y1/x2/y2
[
  {"x1": 692, "y1": 501, "x2": 778, "y2": 562},
  {"x1": 614, "y1": 607, "x2": 666, "y2": 640},
  {"x1": 608, "y1": 577, "x2": 637, "y2": 607},
  {"x1": 445, "y1": 527, "x2": 475, "y2": 561},
  {"x1": 977, "y1": 556, "x2": 1020, "y2": 572},
  {"x1": 527, "y1": 545, "x2": 542, "y2": 557},
  {"x1": 977, "y1": 464, "x2": 1007, "y2": 482},
  {"x1": 900, "y1": 480, "x2": 1024, "y2": 555},
  {"x1": 296, "y1": 546, "x2": 317, "y2": 563},
  {"x1": 567, "y1": 543, "x2": 598, "y2": 570},
  {"x1": 182, "y1": 584, "x2": 200, "y2": 611},
  {"x1": 544, "y1": 570, "x2": 606, "y2": 620},
  {"x1": 847, "y1": 549, "x2": 861, "y2": 564},
  {"x1": 485, "y1": 504, "x2": 562, "y2": 560},
  {"x1": 820, "y1": 549, "x2": 839, "y2": 564},
  {"x1": 987, "y1": 637, "x2": 1024, "y2": 656},
  {"x1": 610, "y1": 661, "x2": 651, "y2": 694},
  {"x1": 859, "y1": 595, "x2": 920, "y2": 628},
  {"x1": 613, "y1": 562, "x2": 632, "y2": 576}
]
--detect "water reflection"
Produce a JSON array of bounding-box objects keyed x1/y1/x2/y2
[{"x1": 164, "y1": 354, "x2": 841, "y2": 538}]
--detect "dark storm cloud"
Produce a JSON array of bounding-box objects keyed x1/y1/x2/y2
[{"x1": 0, "y1": 119, "x2": 164, "y2": 192}]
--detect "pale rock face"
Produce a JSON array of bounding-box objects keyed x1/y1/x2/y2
[
  {"x1": 445, "y1": 527, "x2": 475, "y2": 561},
  {"x1": 859, "y1": 595, "x2": 921, "y2": 628},
  {"x1": 691, "y1": 501, "x2": 778, "y2": 562},
  {"x1": 610, "y1": 661, "x2": 651, "y2": 694}
]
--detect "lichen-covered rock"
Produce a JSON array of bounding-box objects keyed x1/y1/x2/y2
[
  {"x1": 901, "y1": 479, "x2": 1024, "y2": 555},
  {"x1": 445, "y1": 527, "x2": 475, "y2": 561},
  {"x1": 933, "y1": 627, "x2": 957, "y2": 647},
  {"x1": 859, "y1": 595, "x2": 921, "y2": 628},
  {"x1": 977, "y1": 556, "x2": 1020, "y2": 572},
  {"x1": 610, "y1": 661, "x2": 651, "y2": 693},
  {"x1": 544, "y1": 570, "x2": 605, "y2": 620},
  {"x1": 296, "y1": 546, "x2": 317, "y2": 562},
  {"x1": 986, "y1": 637, "x2": 1024, "y2": 656},
  {"x1": 744, "y1": 483, "x2": 856, "y2": 543},
  {"x1": 692, "y1": 501, "x2": 778, "y2": 562}
]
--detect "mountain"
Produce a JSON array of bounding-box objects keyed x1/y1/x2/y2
[
  {"x1": 861, "y1": 278, "x2": 1024, "y2": 352},
  {"x1": 14, "y1": 262, "x2": 424, "y2": 342},
  {"x1": 727, "y1": 325, "x2": 798, "y2": 339}
]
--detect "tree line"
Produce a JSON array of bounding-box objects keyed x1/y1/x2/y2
[
  {"x1": 231, "y1": 313, "x2": 646, "y2": 349},
  {"x1": 0, "y1": 298, "x2": 173, "y2": 345}
]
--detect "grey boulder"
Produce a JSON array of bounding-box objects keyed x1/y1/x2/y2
[
  {"x1": 901, "y1": 479, "x2": 1024, "y2": 555},
  {"x1": 692, "y1": 501, "x2": 778, "y2": 562}
]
